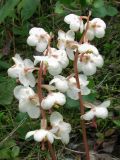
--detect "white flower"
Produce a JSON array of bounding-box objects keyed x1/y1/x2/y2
[
  {"x1": 81, "y1": 100, "x2": 110, "y2": 120},
  {"x1": 50, "y1": 112, "x2": 71, "y2": 144},
  {"x1": 14, "y1": 85, "x2": 40, "y2": 118},
  {"x1": 77, "y1": 43, "x2": 104, "y2": 75},
  {"x1": 66, "y1": 75, "x2": 90, "y2": 100},
  {"x1": 86, "y1": 18, "x2": 106, "y2": 40},
  {"x1": 25, "y1": 129, "x2": 59, "y2": 143},
  {"x1": 64, "y1": 14, "x2": 84, "y2": 32},
  {"x1": 8, "y1": 54, "x2": 35, "y2": 87},
  {"x1": 34, "y1": 48, "x2": 69, "y2": 76},
  {"x1": 57, "y1": 30, "x2": 75, "y2": 60},
  {"x1": 41, "y1": 92, "x2": 66, "y2": 110},
  {"x1": 50, "y1": 74, "x2": 90, "y2": 100},
  {"x1": 50, "y1": 75, "x2": 69, "y2": 92},
  {"x1": 27, "y1": 27, "x2": 50, "y2": 52}
]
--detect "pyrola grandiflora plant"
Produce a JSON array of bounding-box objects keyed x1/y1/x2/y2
[{"x1": 8, "y1": 12, "x2": 110, "y2": 160}]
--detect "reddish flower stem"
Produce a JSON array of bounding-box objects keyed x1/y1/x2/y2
[
  {"x1": 37, "y1": 62, "x2": 57, "y2": 160},
  {"x1": 48, "y1": 141, "x2": 57, "y2": 160},
  {"x1": 37, "y1": 62, "x2": 46, "y2": 122},
  {"x1": 73, "y1": 12, "x2": 91, "y2": 160}
]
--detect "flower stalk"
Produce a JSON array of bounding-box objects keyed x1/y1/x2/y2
[{"x1": 74, "y1": 50, "x2": 90, "y2": 160}]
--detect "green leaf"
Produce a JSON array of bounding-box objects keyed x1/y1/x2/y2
[
  {"x1": 0, "y1": 148, "x2": 11, "y2": 159},
  {"x1": 79, "y1": 0, "x2": 87, "y2": 7},
  {"x1": 0, "y1": 139, "x2": 16, "y2": 149},
  {"x1": 16, "y1": 112, "x2": 27, "y2": 122},
  {"x1": 93, "y1": 0, "x2": 104, "y2": 8},
  {"x1": 65, "y1": 96, "x2": 80, "y2": 109},
  {"x1": 92, "y1": 6, "x2": 107, "y2": 17},
  {"x1": 18, "y1": 0, "x2": 39, "y2": 21},
  {"x1": 59, "y1": 0, "x2": 73, "y2": 5},
  {"x1": 106, "y1": 6, "x2": 118, "y2": 16},
  {"x1": 0, "y1": 77, "x2": 16, "y2": 105},
  {"x1": 0, "y1": 60, "x2": 10, "y2": 70},
  {"x1": 0, "y1": 0, "x2": 20, "y2": 23},
  {"x1": 13, "y1": 22, "x2": 30, "y2": 36},
  {"x1": 113, "y1": 120, "x2": 120, "y2": 127},
  {"x1": 11, "y1": 146, "x2": 20, "y2": 158},
  {"x1": 83, "y1": 92, "x2": 96, "y2": 102},
  {"x1": 55, "y1": 2, "x2": 64, "y2": 14}
]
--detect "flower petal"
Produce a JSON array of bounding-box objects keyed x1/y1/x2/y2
[
  {"x1": 67, "y1": 88, "x2": 79, "y2": 100},
  {"x1": 95, "y1": 107, "x2": 108, "y2": 119},
  {"x1": 27, "y1": 105, "x2": 40, "y2": 119},
  {"x1": 66, "y1": 30, "x2": 75, "y2": 41},
  {"x1": 66, "y1": 48, "x2": 74, "y2": 60},
  {"x1": 14, "y1": 85, "x2": 34, "y2": 100},
  {"x1": 50, "y1": 111, "x2": 63, "y2": 126},
  {"x1": 58, "y1": 30, "x2": 66, "y2": 40},
  {"x1": 8, "y1": 67, "x2": 20, "y2": 78},
  {"x1": 36, "y1": 40, "x2": 48, "y2": 52},
  {"x1": 24, "y1": 59, "x2": 34, "y2": 68},
  {"x1": 34, "y1": 129, "x2": 47, "y2": 142},
  {"x1": 81, "y1": 110, "x2": 95, "y2": 120},
  {"x1": 59, "y1": 132, "x2": 70, "y2": 144},
  {"x1": 25, "y1": 131, "x2": 36, "y2": 139},
  {"x1": 27, "y1": 35, "x2": 38, "y2": 46},
  {"x1": 19, "y1": 72, "x2": 36, "y2": 87},
  {"x1": 34, "y1": 56, "x2": 49, "y2": 65},
  {"x1": 47, "y1": 132, "x2": 54, "y2": 143},
  {"x1": 98, "y1": 100, "x2": 110, "y2": 108},
  {"x1": 70, "y1": 21, "x2": 80, "y2": 32}
]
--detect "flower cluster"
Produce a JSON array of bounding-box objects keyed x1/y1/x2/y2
[{"x1": 7, "y1": 12, "x2": 110, "y2": 152}]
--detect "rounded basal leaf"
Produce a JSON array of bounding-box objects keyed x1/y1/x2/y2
[
  {"x1": 0, "y1": 77, "x2": 16, "y2": 105},
  {"x1": 11, "y1": 146, "x2": 20, "y2": 158},
  {"x1": 93, "y1": 0, "x2": 104, "y2": 8},
  {"x1": 65, "y1": 96, "x2": 79, "y2": 109},
  {"x1": 106, "y1": 5, "x2": 118, "y2": 16}
]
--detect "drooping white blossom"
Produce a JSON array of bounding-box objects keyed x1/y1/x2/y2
[
  {"x1": 34, "y1": 48, "x2": 69, "y2": 76},
  {"x1": 57, "y1": 30, "x2": 76, "y2": 60},
  {"x1": 50, "y1": 112, "x2": 71, "y2": 144},
  {"x1": 77, "y1": 43, "x2": 104, "y2": 75},
  {"x1": 41, "y1": 92, "x2": 66, "y2": 110},
  {"x1": 86, "y1": 18, "x2": 106, "y2": 40},
  {"x1": 81, "y1": 100, "x2": 110, "y2": 120},
  {"x1": 50, "y1": 74, "x2": 90, "y2": 100},
  {"x1": 25, "y1": 129, "x2": 59, "y2": 143},
  {"x1": 64, "y1": 14, "x2": 84, "y2": 32},
  {"x1": 27, "y1": 27, "x2": 50, "y2": 52},
  {"x1": 14, "y1": 85, "x2": 40, "y2": 118},
  {"x1": 50, "y1": 75, "x2": 69, "y2": 93},
  {"x1": 8, "y1": 54, "x2": 36, "y2": 87}
]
